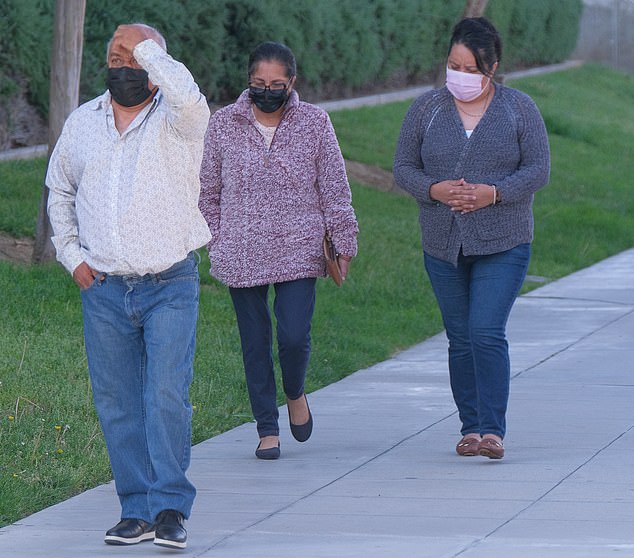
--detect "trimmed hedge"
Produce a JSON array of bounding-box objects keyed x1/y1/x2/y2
[{"x1": 1, "y1": 0, "x2": 582, "y2": 117}]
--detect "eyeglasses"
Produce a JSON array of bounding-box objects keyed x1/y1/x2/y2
[{"x1": 248, "y1": 79, "x2": 291, "y2": 95}]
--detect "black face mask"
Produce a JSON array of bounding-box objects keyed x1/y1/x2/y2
[
  {"x1": 249, "y1": 86, "x2": 288, "y2": 113},
  {"x1": 107, "y1": 67, "x2": 154, "y2": 107}
]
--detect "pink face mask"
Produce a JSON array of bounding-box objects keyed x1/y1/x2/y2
[{"x1": 446, "y1": 67, "x2": 490, "y2": 102}]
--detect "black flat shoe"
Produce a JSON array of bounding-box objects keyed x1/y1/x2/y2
[
  {"x1": 104, "y1": 518, "x2": 155, "y2": 545},
  {"x1": 154, "y1": 509, "x2": 187, "y2": 549},
  {"x1": 289, "y1": 393, "x2": 313, "y2": 442},
  {"x1": 255, "y1": 440, "x2": 281, "y2": 460}
]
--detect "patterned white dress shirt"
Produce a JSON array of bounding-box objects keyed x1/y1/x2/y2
[{"x1": 46, "y1": 39, "x2": 211, "y2": 276}]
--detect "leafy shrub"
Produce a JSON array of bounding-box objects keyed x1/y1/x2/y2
[
  {"x1": 0, "y1": 1, "x2": 52, "y2": 113},
  {"x1": 1, "y1": 0, "x2": 583, "y2": 117}
]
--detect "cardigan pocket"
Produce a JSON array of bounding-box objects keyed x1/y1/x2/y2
[
  {"x1": 473, "y1": 205, "x2": 529, "y2": 241},
  {"x1": 471, "y1": 205, "x2": 499, "y2": 240},
  {"x1": 419, "y1": 204, "x2": 452, "y2": 249}
]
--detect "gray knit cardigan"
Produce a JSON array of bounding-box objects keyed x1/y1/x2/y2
[
  {"x1": 393, "y1": 84, "x2": 550, "y2": 265},
  {"x1": 199, "y1": 90, "x2": 358, "y2": 288}
]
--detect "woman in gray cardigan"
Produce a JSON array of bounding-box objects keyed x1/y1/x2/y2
[{"x1": 394, "y1": 17, "x2": 550, "y2": 459}]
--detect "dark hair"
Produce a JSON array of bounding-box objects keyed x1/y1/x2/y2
[
  {"x1": 248, "y1": 41, "x2": 297, "y2": 80},
  {"x1": 448, "y1": 17, "x2": 502, "y2": 77}
]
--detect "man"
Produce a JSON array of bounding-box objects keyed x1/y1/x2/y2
[{"x1": 46, "y1": 23, "x2": 211, "y2": 550}]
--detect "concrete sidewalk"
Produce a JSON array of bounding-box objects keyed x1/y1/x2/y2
[{"x1": 2, "y1": 248, "x2": 634, "y2": 557}]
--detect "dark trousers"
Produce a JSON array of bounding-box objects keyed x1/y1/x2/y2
[{"x1": 229, "y1": 278, "x2": 317, "y2": 437}]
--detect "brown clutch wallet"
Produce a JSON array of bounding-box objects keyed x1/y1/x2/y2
[{"x1": 323, "y1": 233, "x2": 343, "y2": 286}]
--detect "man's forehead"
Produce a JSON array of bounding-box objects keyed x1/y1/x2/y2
[{"x1": 108, "y1": 45, "x2": 129, "y2": 59}]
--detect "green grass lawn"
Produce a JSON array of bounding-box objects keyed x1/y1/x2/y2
[
  {"x1": 1, "y1": 63, "x2": 634, "y2": 526},
  {"x1": 0, "y1": 158, "x2": 47, "y2": 238}
]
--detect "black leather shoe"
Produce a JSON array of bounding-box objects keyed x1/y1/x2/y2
[
  {"x1": 289, "y1": 393, "x2": 313, "y2": 442},
  {"x1": 104, "y1": 518, "x2": 154, "y2": 545},
  {"x1": 255, "y1": 440, "x2": 281, "y2": 460},
  {"x1": 154, "y1": 509, "x2": 187, "y2": 549}
]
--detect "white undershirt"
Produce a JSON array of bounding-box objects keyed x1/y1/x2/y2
[
  {"x1": 253, "y1": 111, "x2": 277, "y2": 148},
  {"x1": 465, "y1": 129, "x2": 474, "y2": 138}
]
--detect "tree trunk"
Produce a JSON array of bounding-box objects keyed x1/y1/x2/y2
[
  {"x1": 463, "y1": 0, "x2": 489, "y2": 18},
  {"x1": 33, "y1": 0, "x2": 86, "y2": 264}
]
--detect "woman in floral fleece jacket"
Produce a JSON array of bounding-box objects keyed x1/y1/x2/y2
[{"x1": 199, "y1": 42, "x2": 358, "y2": 460}]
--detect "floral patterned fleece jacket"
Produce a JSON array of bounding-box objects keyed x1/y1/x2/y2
[{"x1": 199, "y1": 90, "x2": 358, "y2": 288}]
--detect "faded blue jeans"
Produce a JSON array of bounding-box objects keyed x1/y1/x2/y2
[
  {"x1": 80, "y1": 253, "x2": 199, "y2": 523},
  {"x1": 424, "y1": 244, "x2": 530, "y2": 439}
]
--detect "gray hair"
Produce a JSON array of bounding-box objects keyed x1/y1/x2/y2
[{"x1": 106, "y1": 23, "x2": 167, "y2": 61}]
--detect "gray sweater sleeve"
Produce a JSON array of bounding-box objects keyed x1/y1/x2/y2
[
  {"x1": 393, "y1": 92, "x2": 439, "y2": 205},
  {"x1": 492, "y1": 91, "x2": 550, "y2": 203}
]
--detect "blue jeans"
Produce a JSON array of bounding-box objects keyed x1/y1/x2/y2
[
  {"x1": 80, "y1": 253, "x2": 199, "y2": 522},
  {"x1": 229, "y1": 278, "x2": 316, "y2": 438},
  {"x1": 424, "y1": 244, "x2": 530, "y2": 439}
]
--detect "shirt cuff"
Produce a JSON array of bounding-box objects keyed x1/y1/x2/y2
[{"x1": 133, "y1": 38, "x2": 165, "y2": 64}]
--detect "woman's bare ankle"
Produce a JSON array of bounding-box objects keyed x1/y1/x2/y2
[{"x1": 259, "y1": 435, "x2": 279, "y2": 449}]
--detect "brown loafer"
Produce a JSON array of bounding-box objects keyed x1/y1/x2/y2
[
  {"x1": 478, "y1": 437, "x2": 504, "y2": 459},
  {"x1": 456, "y1": 435, "x2": 481, "y2": 456}
]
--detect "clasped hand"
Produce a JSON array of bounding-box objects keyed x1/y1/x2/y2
[{"x1": 430, "y1": 178, "x2": 494, "y2": 214}]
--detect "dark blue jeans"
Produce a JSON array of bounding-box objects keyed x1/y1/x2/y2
[
  {"x1": 80, "y1": 253, "x2": 199, "y2": 522},
  {"x1": 229, "y1": 278, "x2": 316, "y2": 438},
  {"x1": 424, "y1": 244, "x2": 530, "y2": 439}
]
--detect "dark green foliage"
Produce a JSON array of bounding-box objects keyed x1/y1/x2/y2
[
  {"x1": 1, "y1": 0, "x2": 582, "y2": 117},
  {"x1": 0, "y1": 0, "x2": 53, "y2": 114},
  {"x1": 496, "y1": 0, "x2": 584, "y2": 68}
]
